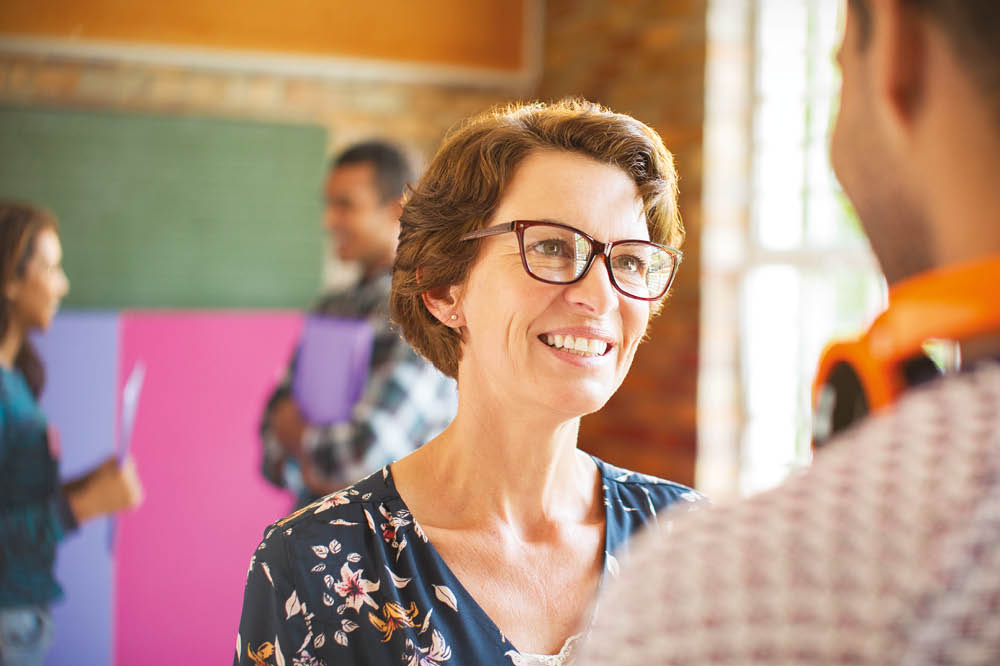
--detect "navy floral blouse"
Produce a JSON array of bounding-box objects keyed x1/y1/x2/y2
[{"x1": 234, "y1": 456, "x2": 702, "y2": 666}]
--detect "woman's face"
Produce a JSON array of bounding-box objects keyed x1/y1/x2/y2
[
  {"x1": 6, "y1": 228, "x2": 70, "y2": 333},
  {"x1": 454, "y1": 150, "x2": 652, "y2": 420}
]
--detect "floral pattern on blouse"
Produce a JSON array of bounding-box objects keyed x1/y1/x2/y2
[{"x1": 234, "y1": 455, "x2": 702, "y2": 666}]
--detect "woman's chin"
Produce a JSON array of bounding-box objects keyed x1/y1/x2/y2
[
  {"x1": 36, "y1": 313, "x2": 56, "y2": 332},
  {"x1": 541, "y1": 385, "x2": 614, "y2": 421}
]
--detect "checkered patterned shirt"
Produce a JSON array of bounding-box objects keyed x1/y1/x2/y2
[
  {"x1": 578, "y1": 362, "x2": 1000, "y2": 665},
  {"x1": 260, "y1": 272, "x2": 457, "y2": 505}
]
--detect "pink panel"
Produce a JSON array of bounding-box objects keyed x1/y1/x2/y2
[{"x1": 115, "y1": 312, "x2": 302, "y2": 665}]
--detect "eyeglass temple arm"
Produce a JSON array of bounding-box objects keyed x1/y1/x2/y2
[{"x1": 459, "y1": 222, "x2": 517, "y2": 241}]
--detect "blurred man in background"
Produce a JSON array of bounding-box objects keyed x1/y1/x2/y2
[
  {"x1": 260, "y1": 141, "x2": 456, "y2": 508},
  {"x1": 579, "y1": 1, "x2": 1000, "y2": 663}
]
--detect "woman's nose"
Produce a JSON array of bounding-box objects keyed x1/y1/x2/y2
[{"x1": 564, "y1": 255, "x2": 618, "y2": 314}]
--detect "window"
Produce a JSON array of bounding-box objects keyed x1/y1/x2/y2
[{"x1": 700, "y1": 0, "x2": 886, "y2": 498}]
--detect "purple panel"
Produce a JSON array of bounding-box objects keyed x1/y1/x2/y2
[
  {"x1": 33, "y1": 311, "x2": 119, "y2": 666},
  {"x1": 292, "y1": 315, "x2": 374, "y2": 423}
]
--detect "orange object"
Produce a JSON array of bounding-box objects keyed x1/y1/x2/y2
[{"x1": 812, "y1": 255, "x2": 1000, "y2": 445}]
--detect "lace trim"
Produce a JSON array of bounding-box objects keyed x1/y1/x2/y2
[{"x1": 513, "y1": 631, "x2": 584, "y2": 666}]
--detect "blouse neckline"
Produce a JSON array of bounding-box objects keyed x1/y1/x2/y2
[{"x1": 378, "y1": 456, "x2": 613, "y2": 658}]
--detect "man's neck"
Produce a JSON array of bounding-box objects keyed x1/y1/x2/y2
[
  {"x1": 359, "y1": 257, "x2": 392, "y2": 282},
  {"x1": 961, "y1": 332, "x2": 1000, "y2": 367}
]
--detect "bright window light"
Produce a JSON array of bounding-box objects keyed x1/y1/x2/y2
[{"x1": 701, "y1": 0, "x2": 886, "y2": 498}]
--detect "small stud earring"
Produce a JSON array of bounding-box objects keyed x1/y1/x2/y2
[{"x1": 450, "y1": 314, "x2": 458, "y2": 321}]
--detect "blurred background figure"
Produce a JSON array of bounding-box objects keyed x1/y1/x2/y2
[
  {"x1": 578, "y1": 0, "x2": 1000, "y2": 663},
  {"x1": 259, "y1": 141, "x2": 456, "y2": 508},
  {"x1": 0, "y1": 202, "x2": 142, "y2": 666}
]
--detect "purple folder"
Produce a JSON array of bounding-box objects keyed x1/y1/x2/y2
[{"x1": 291, "y1": 316, "x2": 375, "y2": 424}]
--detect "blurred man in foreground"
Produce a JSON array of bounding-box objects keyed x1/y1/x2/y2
[{"x1": 580, "y1": 1, "x2": 1000, "y2": 663}]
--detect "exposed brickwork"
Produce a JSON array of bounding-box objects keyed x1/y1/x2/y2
[
  {"x1": 0, "y1": 52, "x2": 509, "y2": 161},
  {"x1": 538, "y1": 0, "x2": 706, "y2": 486}
]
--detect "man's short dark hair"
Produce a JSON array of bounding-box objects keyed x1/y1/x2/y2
[
  {"x1": 331, "y1": 140, "x2": 414, "y2": 204},
  {"x1": 848, "y1": 0, "x2": 1000, "y2": 120}
]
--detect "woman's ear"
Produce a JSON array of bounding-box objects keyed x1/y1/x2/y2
[{"x1": 421, "y1": 282, "x2": 464, "y2": 328}]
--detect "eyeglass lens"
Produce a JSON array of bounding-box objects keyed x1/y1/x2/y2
[{"x1": 520, "y1": 223, "x2": 674, "y2": 299}]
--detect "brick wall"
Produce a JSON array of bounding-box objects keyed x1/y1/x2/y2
[
  {"x1": 0, "y1": 53, "x2": 510, "y2": 160},
  {"x1": 538, "y1": 0, "x2": 706, "y2": 486}
]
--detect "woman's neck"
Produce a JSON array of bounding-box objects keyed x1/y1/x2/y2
[
  {"x1": 0, "y1": 325, "x2": 24, "y2": 369},
  {"x1": 395, "y1": 402, "x2": 599, "y2": 537}
]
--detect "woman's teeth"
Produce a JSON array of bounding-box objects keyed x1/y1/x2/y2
[{"x1": 543, "y1": 334, "x2": 609, "y2": 357}]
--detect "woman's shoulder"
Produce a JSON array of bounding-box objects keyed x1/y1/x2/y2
[
  {"x1": 256, "y1": 468, "x2": 400, "y2": 553},
  {"x1": 593, "y1": 456, "x2": 707, "y2": 555},
  {"x1": 593, "y1": 456, "x2": 706, "y2": 510}
]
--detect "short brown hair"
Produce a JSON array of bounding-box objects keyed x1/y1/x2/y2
[{"x1": 390, "y1": 98, "x2": 683, "y2": 379}]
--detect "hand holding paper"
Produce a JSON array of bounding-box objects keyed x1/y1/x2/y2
[{"x1": 65, "y1": 456, "x2": 144, "y2": 523}]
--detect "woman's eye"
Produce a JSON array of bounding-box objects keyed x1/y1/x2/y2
[
  {"x1": 615, "y1": 255, "x2": 645, "y2": 273},
  {"x1": 530, "y1": 240, "x2": 571, "y2": 256}
]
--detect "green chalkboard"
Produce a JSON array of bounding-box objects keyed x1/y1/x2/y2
[{"x1": 0, "y1": 106, "x2": 326, "y2": 309}]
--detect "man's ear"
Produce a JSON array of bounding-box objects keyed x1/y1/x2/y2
[
  {"x1": 420, "y1": 281, "x2": 464, "y2": 328},
  {"x1": 872, "y1": 0, "x2": 927, "y2": 143}
]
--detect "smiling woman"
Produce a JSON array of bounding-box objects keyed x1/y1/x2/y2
[{"x1": 234, "y1": 99, "x2": 703, "y2": 666}]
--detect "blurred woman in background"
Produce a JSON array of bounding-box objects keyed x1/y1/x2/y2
[{"x1": 0, "y1": 201, "x2": 143, "y2": 666}]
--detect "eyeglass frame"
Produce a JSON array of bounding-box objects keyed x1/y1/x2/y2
[{"x1": 459, "y1": 220, "x2": 682, "y2": 301}]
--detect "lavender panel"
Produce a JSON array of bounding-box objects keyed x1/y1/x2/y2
[{"x1": 33, "y1": 311, "x2": 119, "y2": 666}]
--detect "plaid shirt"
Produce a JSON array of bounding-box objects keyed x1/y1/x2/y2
[
  {"x1": 260, "y1": 272, "x2": 456, "y2": 506},
  {"x1": 578, "y1": 362, "x2": 1000, "y2": 666}
]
